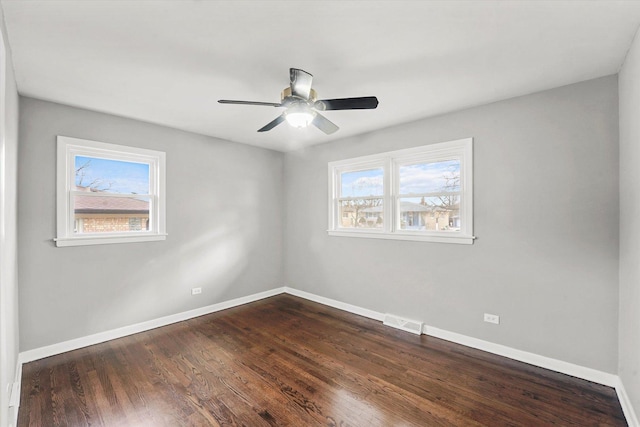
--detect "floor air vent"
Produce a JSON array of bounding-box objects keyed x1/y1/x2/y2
[{"x1": 383, "y1": 314, "x2": 423, "y2": 335}]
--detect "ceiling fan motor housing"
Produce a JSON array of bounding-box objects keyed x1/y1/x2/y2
[{"x1": 281, "y1": 87, "x2": 317, "y2": 104}]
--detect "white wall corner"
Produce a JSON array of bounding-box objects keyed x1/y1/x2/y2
[
  {"x1": 616, "y1": 378, "x2": 640, "y2": 427},
  {"x1": 9, "y1": 358, "x2": 20, "y2": 408},
  {"x1": 8, "y1": 357, "x2": 21, "y2": 427}
]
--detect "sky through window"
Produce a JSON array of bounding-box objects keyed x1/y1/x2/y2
[
  {"x1": 340, "y1": 168, "x2": 384, "y2": 197},
  {"x1": 399, "y1": 159, "x2": 460, "y2": 194},
  {"x1": 75, "y1": 156, "x2": 150, "y2": 194}
]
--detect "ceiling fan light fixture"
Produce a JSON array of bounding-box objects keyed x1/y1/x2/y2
[
  {"x1": 219, "y1": 68, "x2": 378, "y2": 134},
  {"x1": 285, "y1": 107, "x2": 315, "y2": 128}
]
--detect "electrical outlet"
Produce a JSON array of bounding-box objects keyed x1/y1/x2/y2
[
  {"x1": 191, "y1": 287, "x2": 202, "y2": 295},
  {"x1": 484, "y1": 313, "x2": 500, "y2": 325}
]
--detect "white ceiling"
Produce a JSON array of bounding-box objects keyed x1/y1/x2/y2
[{"x1": 2, "y1": 1, "x2": 640, "y2": 152}]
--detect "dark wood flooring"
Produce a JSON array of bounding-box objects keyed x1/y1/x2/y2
[{"x1": 18, "y1": 294, "x2": 627, "y2": 426}]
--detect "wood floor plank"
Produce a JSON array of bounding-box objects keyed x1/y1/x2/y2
[
  {"x1": 18, "y1": 295, "x2": 627, "y2": 426},
  {"x1": 218, "y1": 300, "x2": 546, "y2": 425}
]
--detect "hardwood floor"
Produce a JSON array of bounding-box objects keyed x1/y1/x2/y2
[{"x1": 18, "y1": 294, "x2": 626, "y2": 426}]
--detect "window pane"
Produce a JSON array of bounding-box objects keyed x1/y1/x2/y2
[
  {"x1": 399, "y1": 196, "x2": 460, "y2": 231},
  {"x1": 74, "y1": 195, "x2": 150, "y2": 234},
  {"x1": 74, "y1": 156, "x2": 150, "y2": 195},
  {"x1": 339, "y1": 198, "x2": 383, "y2": 229},
  {"x1": 340, "y1": 168, "x2": 383, "y2": 197},
  {"x1": 399, "y1": 159, "x2": 460, "y2": 195}
]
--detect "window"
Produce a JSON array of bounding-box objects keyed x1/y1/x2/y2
[
  {"x1": 55, "y1": 136, "x2": 166, "y2": 247},
  {"x1": 337, "y1": 166, "x2": 385, "y2": 229},
  {"x1": 328, "y1": 138, "x2": 473, "y2": 244}
]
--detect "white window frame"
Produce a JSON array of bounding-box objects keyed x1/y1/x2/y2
[
  {"x1": 55, "y1": 136, "x2": 167, "y2": 247},
  {"x1": 328, "y1": 138, "x2": 474, "y2": 245}
]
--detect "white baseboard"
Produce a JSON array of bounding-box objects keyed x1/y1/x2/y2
[
  {"x1": 9, "y1": 358, "x2": 20, "y2": 407},
  {"x1": 616, "y1": 378, "x2": 640, "y2": 427},
  {"x1": 9, "y1": 358, "x2": 21, "y2": 427},
  {"x1": 422, "y1": 324, "x2": 618, "y2": 387},
  {"x1": 283, "y1": 287, "x2": 634, "y2": 425},
  {"x1": 16, "y1": 285, "x2": 637, "y2": 426},
  {"x1": 19, "y1": 287, "x2": 286, "y2": 364},
  {"x1": 284, "y1": 287, "x2": 618, "y2": 385},
  {"x1": 283, "y1": 287, "x2": 384, "y2": 322}
]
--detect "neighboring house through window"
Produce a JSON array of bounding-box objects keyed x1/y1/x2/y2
[
  {"x1": 56, "y1": 136, "x2": 166, "y2": 247},
  {"x1": 328, "y1": 138, "x2": 474, "y2": 244}
]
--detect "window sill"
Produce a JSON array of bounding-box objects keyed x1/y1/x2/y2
[
  {"x1": 54, "y1": 233, "x2": 167, "y2": 247},
  {"x1": 327, "y1": 230, "x2": 475, "y2": 245}
]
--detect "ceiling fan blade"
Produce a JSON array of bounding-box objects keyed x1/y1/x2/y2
[
  {"x1": 257, "y1": 114, "x2": 286, "y2": 132},
  {"x1": 290, "y1": 68, "x2": 313, "y2": 100},
  {"x1": 312, "y1": 112, "x2": 339, "y2": 135},
  {"x1": 219, "y1": 100, "x2": 282, "y2": 107},
  {"x1": 314, "y1": 96, "x2": 379, "y2": 111}
]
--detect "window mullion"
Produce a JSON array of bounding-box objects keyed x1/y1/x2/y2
[
  {"x1": 69, "y1": 191, "x2": 150, "y2": 198},
  {"x1": 337, "y1": 196, "x2": 383, "y2": 202},
  {"x1": 385, "y1": 157, "x2": 394, "y2": 233},
  {"x1": 398, "y1": 191, "x2": 461, "y2": 198},
  {"x1": 333, "y1": 167, "x2": 340, "y2": 230}
]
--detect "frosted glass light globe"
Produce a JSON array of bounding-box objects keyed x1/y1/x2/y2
[{"x1": 285, "y1": 108, "x2": 314, "y2": 128}]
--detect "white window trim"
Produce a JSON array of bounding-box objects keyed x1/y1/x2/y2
[
  {"x1": 328, "y1": 138, "x2": 474, "y2": 245},
  {"x1": 55, "y1": 136, "x2": 167, "y2": 247}
]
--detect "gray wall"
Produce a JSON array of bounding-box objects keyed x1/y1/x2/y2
[
  {"x1": 0, "y1": 5, "x2": 20, "y2": 426},
  {"x1": 15, "y1": 73, "x2": 623, "y2": 397},
  {"x1": 619, "y1": 27, "x2": 640, "y2": 420},
  {"x1": 18, "y1": 97, "x2": 284, "y2": 351},
  {"x1": 284, "y1": 76, "x2": 619, "y2": 373}
]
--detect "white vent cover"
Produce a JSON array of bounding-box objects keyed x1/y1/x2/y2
[{"x1": 383, "y1": 313, "x2": 423, "y2": 335}]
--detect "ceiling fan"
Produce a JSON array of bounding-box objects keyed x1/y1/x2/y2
[{"x1": 218, "y1": 68, "x2": 379, "y2": 135}]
